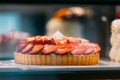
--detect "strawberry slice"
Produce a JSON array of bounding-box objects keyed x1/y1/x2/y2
[
  {"x1": 56, "y1": 44, "x2": 73, "y2": 55},
  {"x1": 93, "y1": 44, "x2": 101, "y2": 53},
  {"x1": 35, "y1": 36, "x2": 42, "y2": 43},
  {"x1": 42, "y1": 44, "x2": 57, "y2": 54},
  {"x1": 116, "y1": 12, "x2": 120, "y2": 19},
  {"x1": 29, "y1": 44, "x2": 44, "y2": 55},
  {"x1": 84, "y1": 48, "x2": 94, "y2": 55},
  {"x1": 66, "y1": 37, "x2": 81, "y2": 44},
  {"x1": 16, "y1": 41, "x2": 28, "y2": 52},
  {"x1": 84, "y1": 43, "x2": 101, "y2": 54},
  {"x1": 21, "y1": 43, "x2": 34, "y2": 53},
  {"x1": 26, "y1": 37, "x2": 36, "y2": 43},
  {"x1": 71, "y1": 44, "x2": 86, "y2": 55}
]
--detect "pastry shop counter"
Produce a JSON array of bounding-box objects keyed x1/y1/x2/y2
[{"x1": 0, "y1": 59, "x2": 120, "y2": 79}]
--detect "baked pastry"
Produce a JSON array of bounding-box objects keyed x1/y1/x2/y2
[{"x1": 14, "y1": 34, "x2": 101, "y2": 65}]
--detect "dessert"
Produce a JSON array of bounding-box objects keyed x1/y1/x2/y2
[
  {"x1": 109, "y1": 12, "x2": 120, "y2": 62},
  {"x1": 0, "y1": 32, "x2": 30, "y2": 59},
  {"x1": 14, "y1": 33, "x2": 101, "y2": 65}
]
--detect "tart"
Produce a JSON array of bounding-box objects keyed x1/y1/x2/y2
[{"x1": 14, "y1": 36, "x2": 101, "y2": 65}]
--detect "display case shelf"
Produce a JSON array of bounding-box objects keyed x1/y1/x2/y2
[
  {"x1": 0, "y1": 60, "x2": 119, "y2": 72},
  {"x1": 0, "y1": 60, "x2": 120, "y2": 79}
]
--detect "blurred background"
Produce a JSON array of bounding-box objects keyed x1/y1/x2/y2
[{"x1": 0, "y1": 4, "x2": 118, "y2": 59}]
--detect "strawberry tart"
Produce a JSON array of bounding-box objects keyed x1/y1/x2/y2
[{"x1": 14, "y1": 34, "x2": 101, "y2": 65}]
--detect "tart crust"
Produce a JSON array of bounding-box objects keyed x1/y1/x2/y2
[{"x1": 14, "y1": 52, "x2": 99, "y2": 65}]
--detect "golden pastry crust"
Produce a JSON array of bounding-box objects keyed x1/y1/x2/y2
[{"x1": 14, "y1": 52, "x2": 99, "y2": 65}]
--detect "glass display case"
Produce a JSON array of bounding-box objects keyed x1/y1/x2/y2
[{"x1": 0, "y1": 0, "x2": 120, "y2": 79}]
